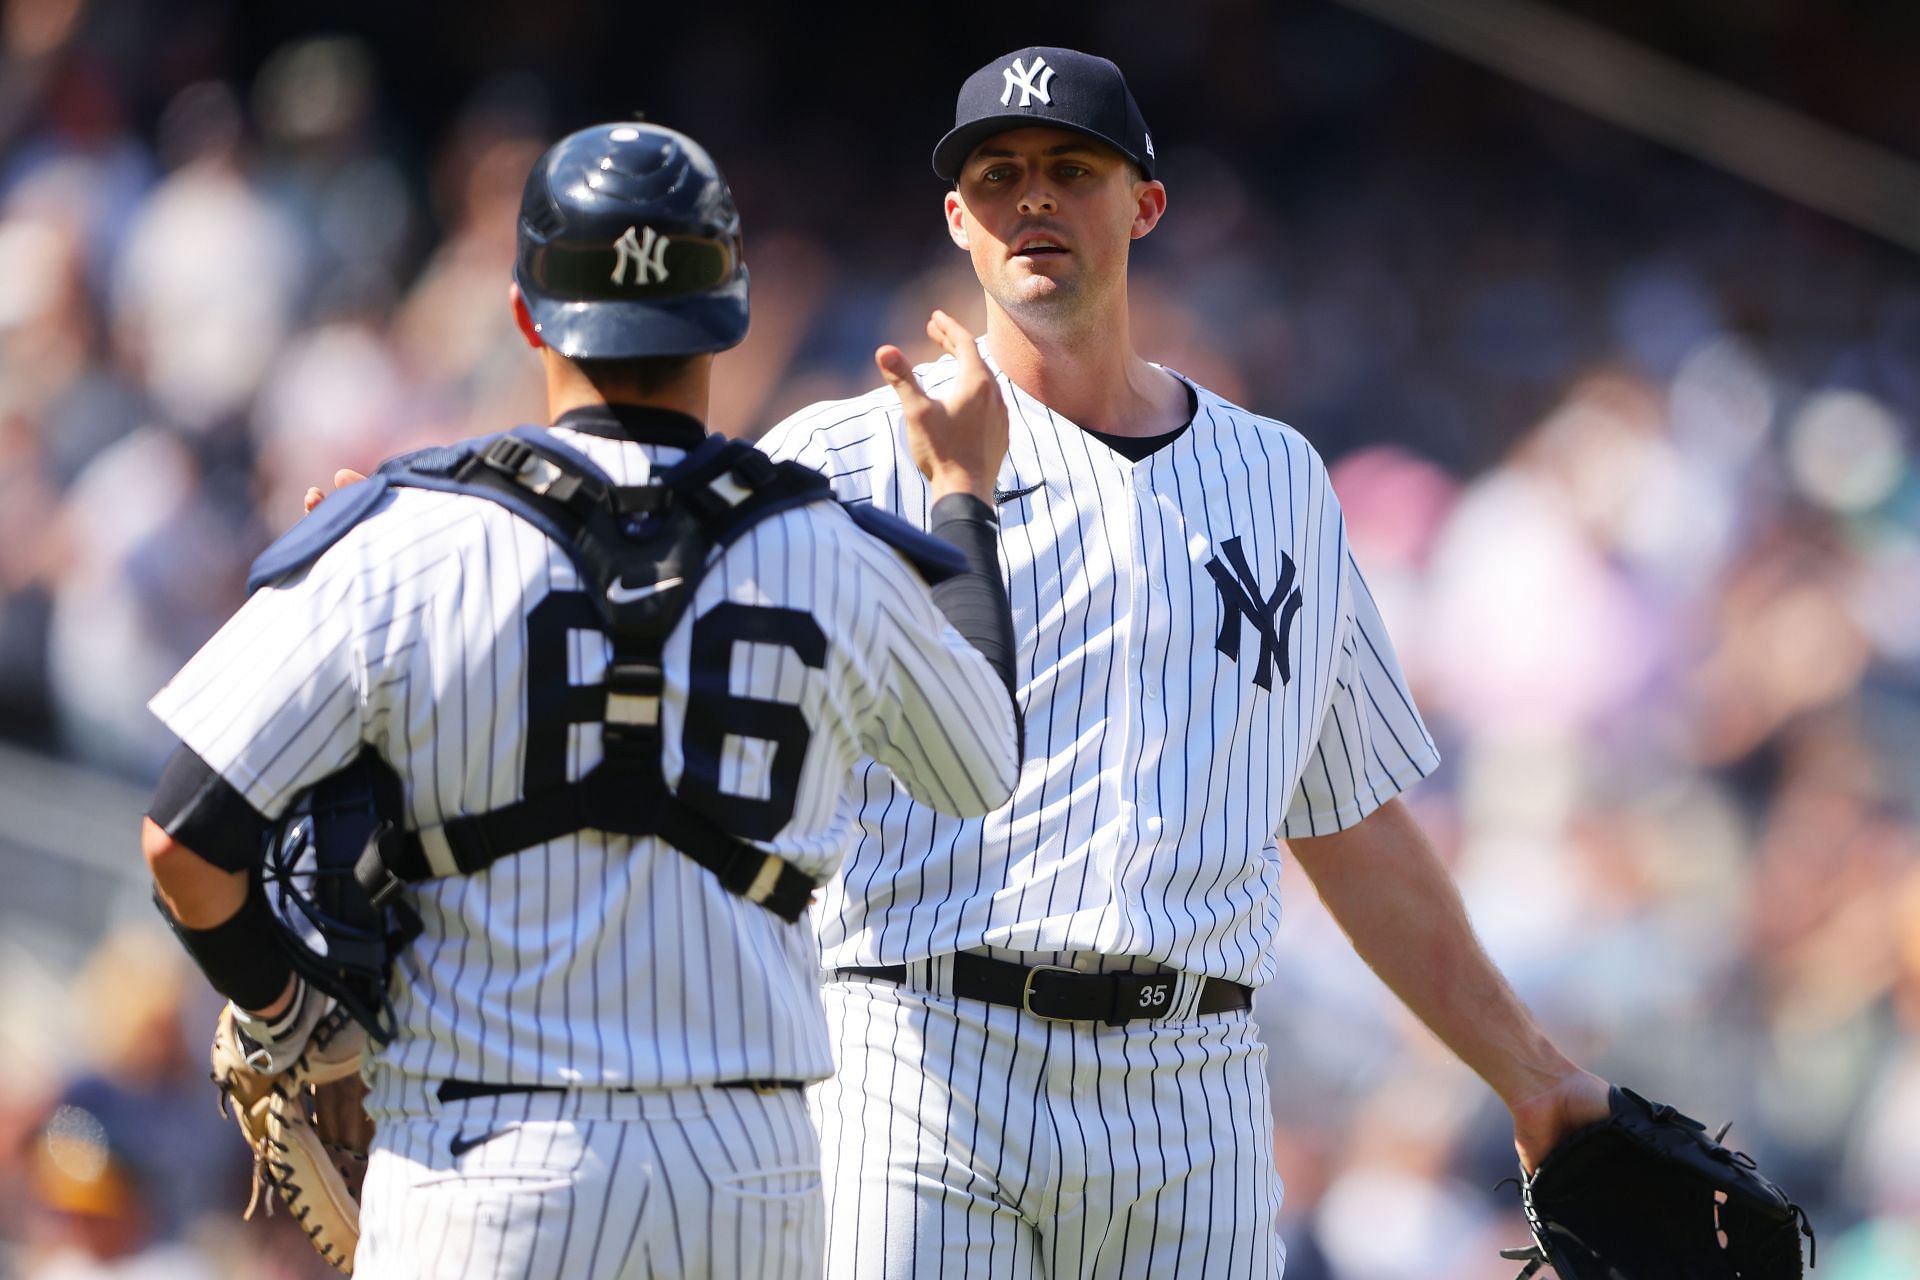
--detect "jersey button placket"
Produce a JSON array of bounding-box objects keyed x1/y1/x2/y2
[
  {"x1": 1111, "y1": 464, "x2": 1151, "y2": 857},
  {"x1": 1133, "y1": 469, "x2": 1162, "y2": 705}
]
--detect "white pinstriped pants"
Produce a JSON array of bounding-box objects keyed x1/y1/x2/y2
[
  {"x1": 356, "y1": 1084, "x2": 823, "y2": 1279},
  {"x1": 814, "y1": 973, "x2": 1284, "y2": 1279}
]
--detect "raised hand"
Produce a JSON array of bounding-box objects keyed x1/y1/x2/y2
[
  {"x1": 874, "y1": 309, "x2": 1007, "y2": 504},
  {"x1": 303, "y1": 469, "x2": 368, "y2": 514}
]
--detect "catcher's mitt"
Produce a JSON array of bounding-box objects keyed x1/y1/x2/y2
[
  {"x1": 212, "y1": 1002, "x2": 373, "y2": 1274},
  {"x1": 1501, "y1": 1086, "x2": 1815, "y2": 1279}
]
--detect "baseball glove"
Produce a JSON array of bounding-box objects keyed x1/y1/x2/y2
[
  {"x1": 1500, "y1": 1086, "x2": 1815, "y2": 1279},
  {"x1": 211, "y1": 1002, "x2": 373, "y2": 1274}
]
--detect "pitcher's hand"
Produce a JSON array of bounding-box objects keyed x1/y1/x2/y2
[
  {"x1": 1511, "y1": 1068, "x2": 1612, "y2": 1173},
  {"x1": 303, "y1": 469, "x2": 367, "y2": 514},
  {"x1": 875, "y1": 310, "x2": 1006, "y2": 504}
]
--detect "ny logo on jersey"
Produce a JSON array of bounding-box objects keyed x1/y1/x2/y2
[
  {"x1": 1001, "y1": 56, "x2": 1056, "y2": 108},
  {"x1": 611, "y1": 225, "x2": 670, "y2": 286},
  {"x1": 1205, "y1": 537, "x2": 1304, "y2": 691}
]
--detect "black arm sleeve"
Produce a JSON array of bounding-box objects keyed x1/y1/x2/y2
[
  {"x1": 148, "y1": 744, "x2": 273, "y2": 872},
  {"x1": 928, "y1": 493, "x2": 1024, "y2": 751},
  {"x1": 154, "y1": 884, "x2": 295, "y2": 1011}
]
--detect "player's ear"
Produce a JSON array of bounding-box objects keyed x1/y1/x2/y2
[
  {"x1": 944, "y1": 190, "x2": 970, "y2": 251},
  {"x1": 1130, "y1": 179, "x2": 1167, "y2": 241},
  {"x1": 508, "y1": 282, "x2": 545, "y2": 351}
]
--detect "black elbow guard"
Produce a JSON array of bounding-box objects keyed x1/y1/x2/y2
[{"x1": 154, "y1": 880, "x2": 293, "y2": 1012}]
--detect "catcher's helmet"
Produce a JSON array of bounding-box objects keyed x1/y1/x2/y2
[
  {"x1": 513, "y1": 122, "x2": 749, "y2": 360},
  {"x1": 260, "y1": 750, "x2": 418, "y2": 1044}
]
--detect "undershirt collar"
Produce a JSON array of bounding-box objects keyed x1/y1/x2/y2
[
  {"x1": 551, "y1": 404, "x2": 709, "y2": 448},
  {"x1": 1082, "y1": 380, "x2": 1200, "y2": 462}
]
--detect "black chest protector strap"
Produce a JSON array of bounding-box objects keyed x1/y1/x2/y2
[{"x1": 367, "y1": 431, "x2": 836, "y2": 922}]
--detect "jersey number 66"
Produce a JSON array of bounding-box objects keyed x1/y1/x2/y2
[{"x1": 524, "y1": 592, "x2": 826, "y2": 840}]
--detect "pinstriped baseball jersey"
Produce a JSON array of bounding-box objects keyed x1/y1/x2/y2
[
  {"x1": 758, "y1": 348, "x2": 1439, "y2": 987},
  {"x1": 147, "y1": 418, "x2": 1019, "y2": 1113}
]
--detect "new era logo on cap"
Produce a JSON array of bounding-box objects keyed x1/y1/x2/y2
[{"x1": 933, "y1": 46, "x2": 1157, "y2": 182}]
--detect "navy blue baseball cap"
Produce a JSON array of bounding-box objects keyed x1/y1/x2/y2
[{"x1": 932, "y1": 47, "x2": 1156, "y2": 182}]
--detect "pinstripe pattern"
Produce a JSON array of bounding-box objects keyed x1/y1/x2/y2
[
  {"x1": 759, "y1": 349, "x2": 1438, "y2": 1276},
  {"x1": 150, "y1": 423, "x2": 1016, "y2": 1099},
  {"x1": 813, "y1": 979, "x2": 1278, "y2": 1280},
  {"x1": 356, "y1": 1085, "x2": 822, "y2": 1279},
  {"x1": 759, "y1": 348, "x2": 1440, "y2": 986}
]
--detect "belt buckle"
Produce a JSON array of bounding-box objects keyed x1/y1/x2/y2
[{"x1": 1020, "y1": 964, "x2": 1081, "y2": 1020}]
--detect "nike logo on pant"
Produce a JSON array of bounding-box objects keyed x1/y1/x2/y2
[{"x1": 450, "y1": 1125, "x2": 519, "y2": 1158}]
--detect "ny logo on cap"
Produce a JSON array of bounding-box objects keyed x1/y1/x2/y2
[
  {"x1": 1001, "y1": 55, "x2": 1056, "y2": 108},
  {"x1": 612, "y1": 225, "x2": 670, "y2": 286}
]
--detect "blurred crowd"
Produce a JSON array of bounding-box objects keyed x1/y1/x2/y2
[{"x1": 1, "y1": 0, "x2": 1917, "y2": 1276}]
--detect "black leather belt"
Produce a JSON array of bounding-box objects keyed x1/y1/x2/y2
[
  {"x1": 436, "y1": 1078, "x2": 805, "y2": 1103},
  {"x1": 837, "y1": 953, "x2": 1253, "y2": 1026}
]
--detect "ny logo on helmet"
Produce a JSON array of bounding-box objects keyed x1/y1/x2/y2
[
  {"x1": 612, "y1": 225, "x2": 670, "y2": 286},
  {"x1": 1001, "y1": 56, "x2": 1056, "y2": 108}
]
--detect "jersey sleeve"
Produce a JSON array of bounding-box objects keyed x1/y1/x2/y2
[
  {"x1": 754, "y1": 407, "x2": 830, "y2": 471},
  {"x1": 146, "y1": 529, "x2": 397, "y2": 823},
  {"x1": 757, "y1": 395, "x2": 892, "y2": 505},
  {"x1": 845, "y1": 535, "x2": 1019, "y2": 817},
  {"x1": 1281, "y1": 551, "x2": 1441, "y2": 839}
]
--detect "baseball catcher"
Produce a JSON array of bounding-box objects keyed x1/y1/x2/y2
[
  {"x1": 142, "y1": 117, "x2": 1022, "y2": 1279},
  {"x1": 1500, "y1": 1086, "x2": 1816, "y2": 1278}
]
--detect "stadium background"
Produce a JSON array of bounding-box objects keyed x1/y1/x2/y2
[{"x1": 0, "y1": 0, "x2": 1915, "y2": 1275}]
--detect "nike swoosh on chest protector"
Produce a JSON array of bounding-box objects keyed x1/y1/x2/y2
[{"x1": 606, "y1": 575, "x2": 685, "y2": 604}]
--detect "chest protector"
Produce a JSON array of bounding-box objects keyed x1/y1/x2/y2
[{"x1": 249, "y1": 426, "x2": 964, "y2": 925}]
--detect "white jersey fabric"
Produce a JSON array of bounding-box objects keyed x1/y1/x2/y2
[
  {"x1": 764, "y1": 349, "x2": 1439, "y2": 1279},
  {"x1": 148, "y1": 417, "x2": 1019, "y2": 1118},
  {"x1": 759, "y1": 347, "x2": 1440, "y2": 991},
  {"x1": 358, "y1": 1086, "x2": 823, "y2": 1279}
]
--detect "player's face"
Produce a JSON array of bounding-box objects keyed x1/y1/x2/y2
[{"x1": 946, "y1": 127, "x2": 1165, "y2": 320}]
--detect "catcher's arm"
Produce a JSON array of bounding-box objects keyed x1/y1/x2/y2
[
  {"x1": 146, "y1": 749, "x2": 353, "y2": 1071},
  {"x1": 150, "y1": 753, "x2": 374, "y2": 1275},
  {"x1": 145, "y1": 812, "x2": 341, "y2": 1073},
  {"x1": 144, "y1": 817, "x2": 291, "y2": 1000},
  {"x1": 1286, "y1": 797, "x2": 1612, "y2": 1166},
  {"x1": 143, "y1": 745, "x2": 303, "y2": 1022}
]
